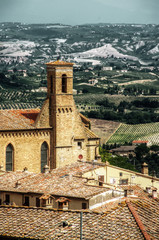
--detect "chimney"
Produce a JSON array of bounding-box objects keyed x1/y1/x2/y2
[
  {"x1": 15, "y1": 181, "x2": 21, "y2": 188},
  {"x1": 69, "y1": 174, "x2": 72, "y2": 181},
  {"x1": 43, "y1": 165, "x2": 49, "y2": 174},
  {"x1": 23, "y1": 167, "x2": 28, "y2": 172},
  {"x1": 152, "y1": 188, "x2": 157, "y2": 199},
  {"x1": 141, "y1": 162, "x2": 148, "y2": 175}
]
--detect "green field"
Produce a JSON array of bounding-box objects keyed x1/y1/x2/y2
[{"x1": 107, "y1": 122, "x2": 159, "y2": 145}]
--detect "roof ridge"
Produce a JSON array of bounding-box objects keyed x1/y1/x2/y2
[
  {"x1": 126, "y1": 199, "x2": 151, "y2": 240},
  {"x1": 84, "y1": 126, "x2": 99, "y2": 139},
  {"x1": 0, "y1": 205, "x2": 103, "y2": 215}
]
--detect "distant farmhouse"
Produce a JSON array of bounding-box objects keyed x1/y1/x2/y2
[
  {"x1": 110, "y1": 145, "x2": 136, "y2": 157},
  {"x1": 0, "y1": 60, "x2": 100, "y2": 173}
]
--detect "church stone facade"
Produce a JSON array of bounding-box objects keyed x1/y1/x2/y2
[{"x1": 0, "y1": 60, "x2": 100, "y2": 173}]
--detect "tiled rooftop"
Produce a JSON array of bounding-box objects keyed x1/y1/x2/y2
[
  {"x1": 110, "y1": 145, "x2": 136, "y2": 152},
  {"x1": 132, "y1": 140, "x2": 148, "y2": 144},
  {"x1": 0, "y1": 205, "x2": 144, "y2": 240},
  {"x1": 46, "y1": 60, "x2": 74, "y2": 66},
  {"x1": 0, "y1": 109, "x2": 97, "y2": 139},
  {"x1": 0, "y1": 161, "x2": 107, "y2": 199},
  {"x1": 120, "y1": 185, "x2": 149, "y2": 198},
  {"x1": 94, "y1": 185, "x2": 149, "y2": 213},
  {"x1": 0, "y1": 109, "x2": 40, "y2": 130},
  {"x1": 84, "y1": 126, "x2": 99, "y2": 139},
  {"x1": 95, "y1": 196, "x2": 159, "y2": 240},
  {"x1": 130, "y1": 198, "x2": 159, "y2": 240}
]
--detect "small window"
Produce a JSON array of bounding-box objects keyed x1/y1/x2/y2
[
  {"x1": 77, "y1": 142, "x2": 82, "y2": 149},
  {"x1": 62, "y1": 74, "x2": 67, "y2": 93},
  {"x1": 48, "y1": 198, "x2": 52, "y2": 204},
  {"x1": 124, "y1": 190, "x2": 128, "y2": 197},
  {"x1": 82, "y1": 203, "x2": 87, "y2": 209},
  {"x1": 98, "y1": 175, "x2": 104, "y2": 186},
  {"x1": 5, "y1": 194, "x2": 10, "y2": 205},
  {"x1": 24, "y1": 196, "x2": 29, "y2": 206},
  {"x1": 119, "y1": 179, "x2": 128, "y2": 185},
  {"x1": 36, "y1": 197, "x2": 40, "y2": 207},
  {"x1": 58, "y1": 202, "x2": 63, "y2": 209},
  {"x1": 119, "y1": 172, "x2": 123, "y2": 177},
  {"x1": 42, "y1": 199, "x2": 46, "y2": 207}
]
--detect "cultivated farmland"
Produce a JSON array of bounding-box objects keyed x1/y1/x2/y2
[{"x1": 107, "y1": 122, "x2": 159, "y2": 145}]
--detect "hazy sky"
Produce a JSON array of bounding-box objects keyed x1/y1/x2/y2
[{"x1": 0, "y1": 0, "x2": 158, "y2": 25}]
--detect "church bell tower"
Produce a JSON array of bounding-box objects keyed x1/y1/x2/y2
[{"x1": 46, "y1": 60, "x2": 75, "y2": 169}]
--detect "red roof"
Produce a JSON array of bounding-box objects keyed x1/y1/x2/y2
[
  {"x1": 0, "y1": 109, "x2": 40, "y2": 130},
  {"x1": 11, "y1": 109, "x2": 40, "y2": 124},
  {"x1": 21, "y1": 112, "x2": 39, "y2": 123},
  {"x1": 132, "y1": 140, "x2": 148, "y2": 144}
]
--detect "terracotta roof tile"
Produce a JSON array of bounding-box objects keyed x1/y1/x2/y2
[
  {"x1": 79, "y1": 112, "x2": 90, "y2": 124},
  {"x1": 0, "y1": 109, "x2": 40, "y2": 130},
  {"x1": 129, "y1": 198, "x2": 159, "y2": 240},
  {"x1": 132, "y1": 140, "x2": 148, "y2": 144},
  {"x1": 0, "y1": 162, "x2": 107, "y2": 199},
  {"x1": 0, "y1": 206, "x2": 144, "y2": 239},
  {"x1": 84, "y1": 127, "x2": 99, "y2": 139},
  {"x1": 46, "y1": 60, "x2": 74, "y2": 66},
  {"x1": 120, "y1": 185, "x2": 149, "y2": 198}
]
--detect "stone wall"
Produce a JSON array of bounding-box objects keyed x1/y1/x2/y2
[
  {"x1": 0, "y1": 130, "x2": 50, "y2": 173},
  {"x1": 47, "y1": 62, "x2": 99, "y2": 168}
]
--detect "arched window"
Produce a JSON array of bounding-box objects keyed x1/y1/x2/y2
[
  {"x1": 41, "y1": 142, "x2": 48, "y2": 173},
  {"x1": 6, "y1": 144, "x2": 13, "y2": 171},
  {"x1": 62, "y1": 74, "x2": 67, "y2": 93}
]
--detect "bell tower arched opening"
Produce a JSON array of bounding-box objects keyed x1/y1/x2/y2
[{"x1": 62, "y1": 74, "x2": 67, "y2": 93}]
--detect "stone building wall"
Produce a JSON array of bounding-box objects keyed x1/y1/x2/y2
[
  {"x1": 46, "y1": 61, "x2": 100, "y2": 169},
  {"x1": 0, "y1": 130, "x2": 50, "y2": 173}
]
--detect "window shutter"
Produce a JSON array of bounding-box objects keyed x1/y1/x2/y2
[{"x1": 98, "y1": 175, "x2": 104, "y2": 182}]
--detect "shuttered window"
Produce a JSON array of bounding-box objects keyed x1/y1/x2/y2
[
  {"x1": 6, "y1": 144, "x2": 13, "y2": 171},
  {"x1": 119, "y1": 178, "x2": 128, "y2": 185},
  {"x1": 41, "y1": 142, "x2": 48, "y2": 173}
]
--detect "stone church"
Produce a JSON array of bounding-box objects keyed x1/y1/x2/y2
[{"x1": 0, "y1": 60, "x2": 100, "y2": 173}]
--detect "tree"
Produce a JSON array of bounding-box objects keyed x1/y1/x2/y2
[
  {"x1": 150, "y1": 145, "x2": 159, "y2": 152},
  {"x1": 135, "y1": 144, "x2": 150, "y2": 160},
  {"x1": 13, "y1": 67, "x2": 17, "y2": 73}
]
